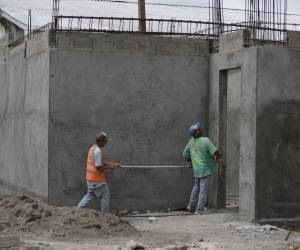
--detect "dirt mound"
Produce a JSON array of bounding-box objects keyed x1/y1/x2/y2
[{"x1": 0, "y1": 195, "x2": 137, "y2": 240}]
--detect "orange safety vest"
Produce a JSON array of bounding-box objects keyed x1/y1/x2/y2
[{"x1": 86, "y1": 145, "x2": 106, "y2": 182}]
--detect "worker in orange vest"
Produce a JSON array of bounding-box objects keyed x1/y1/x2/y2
[{"x1": 78, "y1": 132, "x2": 121, "y2": 212}]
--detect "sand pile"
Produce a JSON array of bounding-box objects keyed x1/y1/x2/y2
[{"x1": 0, "y1": 195, "x2": 137, "y2": 240}]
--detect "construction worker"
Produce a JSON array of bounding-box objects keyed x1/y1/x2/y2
[
  {"x1": 78, "y1": 132, "x2": 121, "y2": 212},
  {"x1": 183, "y1": 122, "x2": 223, "y2": 215}
]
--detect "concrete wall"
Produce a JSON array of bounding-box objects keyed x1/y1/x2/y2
[
  {"x1": 1, "y1": 29, "x2": 299, "y2": 217},
  {"x1": 0, "y1": 26, "x2": 6, "y2": 39},
  {"x1": 210, "y1": 32, "x2": 300, "y2": 220},
  {"x1": 48, "y1": 32, "x2": 209, "y2": 209},
  {"x1": 0, "y1": 21, "x2": 24, "y2": 44},
  {"x1": 226, "y1": 69, "x2": 241, "y2": 199},
  {"x1": 209, "y1": 43, "x2": 258, "y2": 220},
  {"x1": 0, "y1": 32, "x2": 49, "y2": 199},
  {"x1": 256, "y1": 47, "x2": 300, "y2": 219},
  {"x1": 108, "y1": 166, "x2": 194, "y2": 211}
]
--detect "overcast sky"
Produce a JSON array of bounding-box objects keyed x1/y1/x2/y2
[
  {"x1": 141, "y1": 0, "x2": 300, "y2": 23},
  {"x1": 145, "y1": 0, "x2": 300, "y2": 14}
]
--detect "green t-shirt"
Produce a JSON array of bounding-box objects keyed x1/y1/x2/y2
[{"x1": 183, "y1": 137, "x2": 217, "y2": 177}]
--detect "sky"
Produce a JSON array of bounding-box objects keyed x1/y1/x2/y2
[
  {"x1": 142, "y1": 0, "x2": 300, "y2": 23},
  {"x1": 144, "y1": 0, "x2": 299, "y2": 14},
  {"x1": 1, "y1": 0, "x2": 300, "y2": 28}
]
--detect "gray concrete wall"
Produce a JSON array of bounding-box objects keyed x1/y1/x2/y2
[
  {"x1": 48, "y1": 32, "x2": 209, "y2": 209},
  {"x1": 0, "y1": 32, "x2": 49, "y2": 199},
  {"x1": 226, "y1": 69, "x2": 241, "y2": 199},
  {"x1": 210, "y1": 34, "x2": 300, "y2": 220},
  {"x1": 256, "y1": 47, "x2": 300, "y2": 219},
  {"x1": 209, "y1": 46, "x2": 258, "y2": 220},
  {"x1": 108, "y1": 166, "x2": 194, "y2": 211},
  {"x1": 0, "y1": 34, "x2": 8, "y2": 58},
  {"x1": 7, "y1": 23, "x2": 24, "y2": 44}
]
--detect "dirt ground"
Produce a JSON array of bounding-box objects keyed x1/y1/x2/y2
[
  {"x1": 0, "y1": 195, "x2": 136, "y2": 241},
  {"x1": 0, "y1": 195, "x2": 299, "y2": 250}
]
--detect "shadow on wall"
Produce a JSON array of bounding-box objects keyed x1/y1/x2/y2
[{"x1": 256, "y1": 100, "x2": 300, "y2": 218}]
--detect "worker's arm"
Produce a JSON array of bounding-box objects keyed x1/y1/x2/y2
[
  {"x1": 183, "y1": 141, "x2": 193, "y2": 167},
  {"x1": 94, "y1": 149, "x2": 121, "y2": 171},
  {"x1": 183, "y1": 140, "x2": 191, "y2": 161},
  {"x1": 95, "y1": 163, "x2": 119, "y2": 171},
  {"x1": 206, "y1": 138, "x2": 224, "y2": 165},
  {"x1": 103, "y1": 159, "x2": 121, "y2": 172},
  {"x1": 103, "y1": 159, "x2": 121, "y2": 168}
]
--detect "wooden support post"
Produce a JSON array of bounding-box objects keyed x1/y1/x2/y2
[{"x1": 138, "y1": 0, "x2": 146, "y2": 33}]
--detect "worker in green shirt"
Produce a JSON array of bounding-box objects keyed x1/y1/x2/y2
[{"x1": 183, "y1": 122, "x2": 223, "y2": 215}]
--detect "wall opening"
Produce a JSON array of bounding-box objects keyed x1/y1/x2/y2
[{"x1": 218, "y1": 68, "x2": 241, "y2": 211}]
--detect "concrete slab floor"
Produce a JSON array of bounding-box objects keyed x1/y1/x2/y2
[{"x1": 12, "y1": 211, "x2": 300, "y2": 250}]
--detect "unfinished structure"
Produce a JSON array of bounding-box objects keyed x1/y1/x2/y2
[{"x1": 0, "y1": 0, "x2": 299, "y2": 221}]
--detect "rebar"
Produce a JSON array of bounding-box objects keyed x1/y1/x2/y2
[
  {"x1": 52, "y1": 0, "x2": 60, "y2": 29},
  {"x1": 209, "y1": 0, "x2": 224, "y2": 35},
  {"x1": 8, "y1": 16, "x2": 290, "y2": 52},
  {"x1": 245, "y1": 0, "x2": 287, "y2": 45}
]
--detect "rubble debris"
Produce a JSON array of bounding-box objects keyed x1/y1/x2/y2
[
  {"x1": 0, "y1": 236, "x2": 21, "y2": 248},
  {"x1": 285, "y1": 229, "x2": 293, "y2": 241},
  {"x1": 262, "y1": 224, "x2": 279, "y2": 231},
  {"x1": 150, "y1": 241, "x2": 217, "y2": 250},
  {"x1": 0, "y1": 195, "x2": 137, "y2": 240},
  {"x1": 126, "y1": 240, "x2": 148, "y2": 250},
  {"x1": 226, "y1": 222, "x2": 281, "y2": 234},
  {"x1": 117, "y1": 209, "x2": 129, "y2": 216},
  {"x1": 148, "y1": 216, "x2": 157, "y2": 222}
]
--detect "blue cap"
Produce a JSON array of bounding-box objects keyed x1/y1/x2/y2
[{"x1": 189, "y1": 122, "x2": 201, "y2": 136}]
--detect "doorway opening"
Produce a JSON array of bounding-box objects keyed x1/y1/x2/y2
[{"x1": 218, "y1": 68, "x2": 241, "y2": 211}]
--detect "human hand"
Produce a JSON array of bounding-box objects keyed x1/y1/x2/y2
[
  {"x1": 113, "y1": 163, "x2": 122, "y2": 169},
  {"x1": 187, "y1": 162, "x2": 192, "y2": 168},
  {"x1": 217, "y1": 158, "x2": 224, "y2": 166}
]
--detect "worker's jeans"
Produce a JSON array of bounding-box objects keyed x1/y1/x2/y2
[
  {"x1": 188, "y1": 175, "x2": 210, "y2": 210},
  {"x1": 78, "y1": 181, "x2": 110, "y2": 212}
]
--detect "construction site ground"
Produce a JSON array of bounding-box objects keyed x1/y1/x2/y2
[{"x1": 0, "y1": 195, "x2": 299, "y2": 250}]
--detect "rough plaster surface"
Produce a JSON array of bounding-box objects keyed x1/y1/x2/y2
[
  {"x1": 0, "y1": 39, "x2": 49, "y2": 198},
  {"x1": 47, "y1": 32, "x2": 209, "y2": 209},
  {"x1": 2, "y1": 30, "x2": 299, "y2": 217},
  {"x1": 210, "y1": 43, "x2": 300, "y2": 220},
  {"x1": 0, "y1": 31, "x2": 208, "y2": 210},
  {"x1": 209, "y1": 47, "x2": 257, "y2": 219},
  {"x1": 256, "y1": 47, "x2": 300, "y2": 219},
  {"x1": 226, "y1": 69, "x2": 241, "y2": 199}
]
